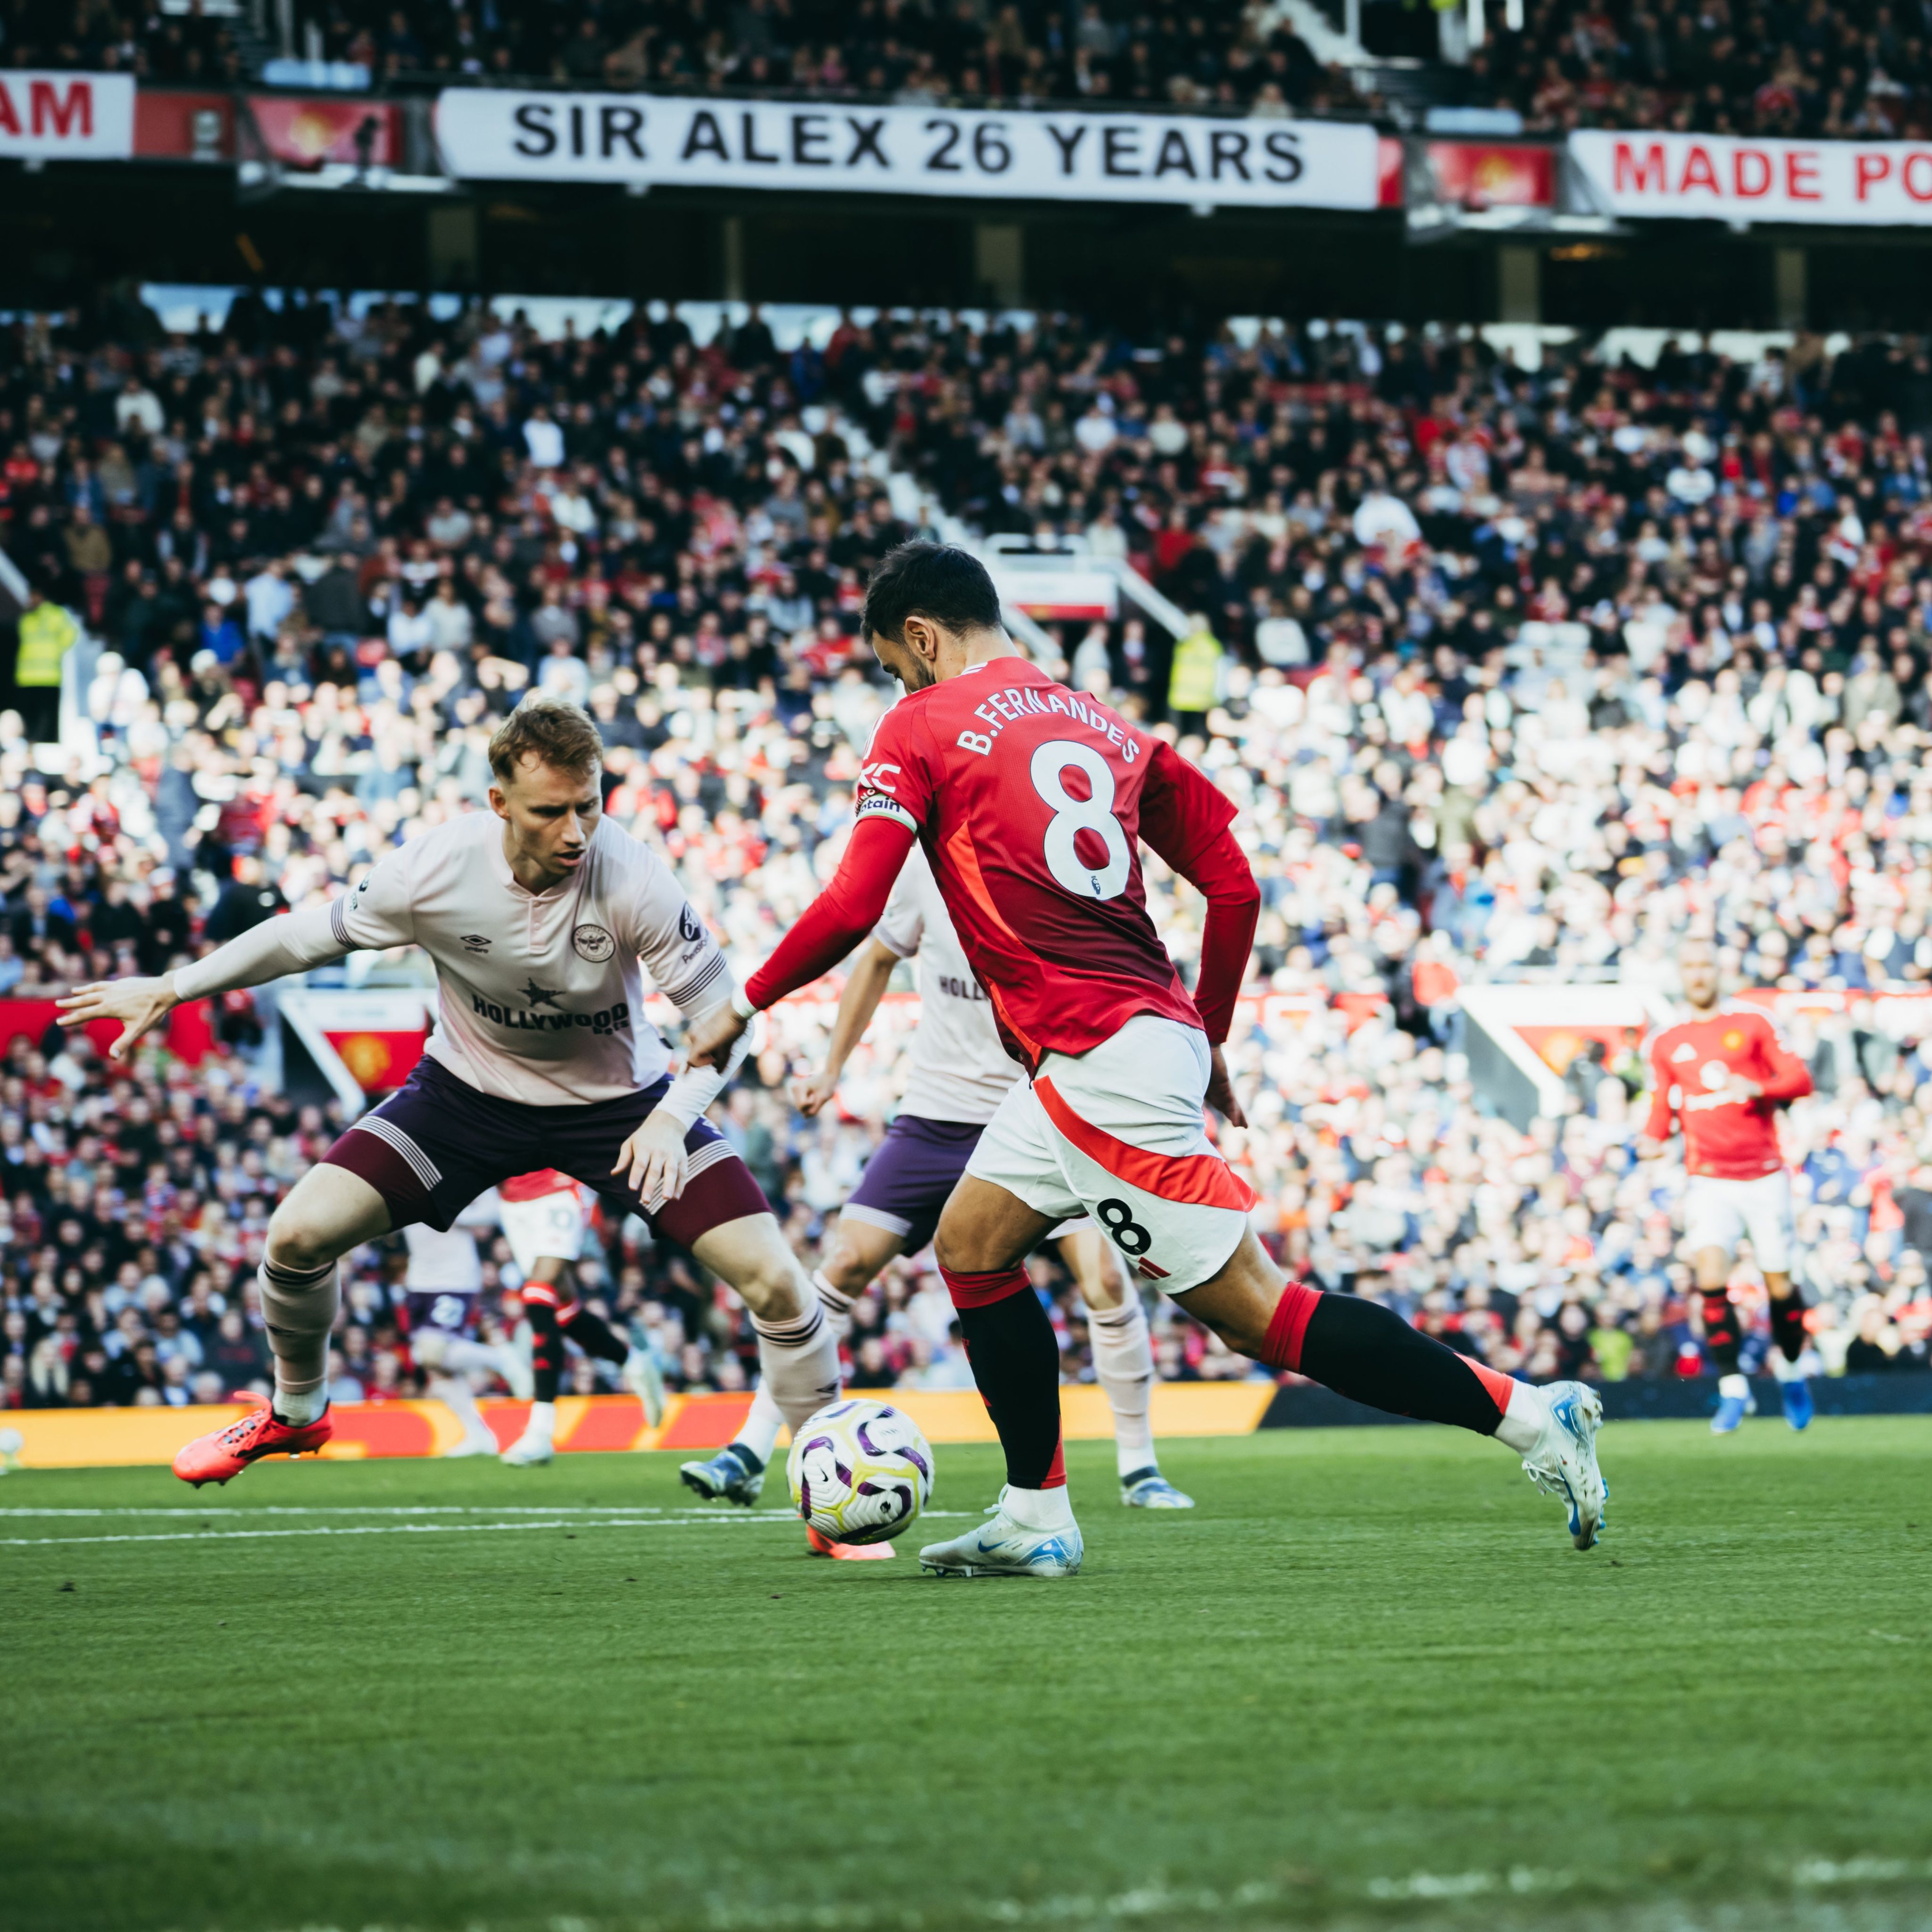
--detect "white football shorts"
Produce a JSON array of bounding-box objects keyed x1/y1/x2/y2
[
  {"x1": 1682, "y1": 1171, "x2": 1793, "y2": 1274},
  {"x1": 965, "y1": 1013, "x2": 1255, "y2": 1295},
  {"x1": 498, "y1": 1185, "x2": 589, "y2": 1275}
]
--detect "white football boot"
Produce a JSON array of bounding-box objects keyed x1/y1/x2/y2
[
  {"x1": 1519, "y1": 1379, "x2": 1607, "y2": 1550},
  {"x1": 919, "y1": 1498, "x2": 1083, "y2": 1578},
  {"x1": 500, "y1": 1430, "x2": 555, "y2": 1466}
]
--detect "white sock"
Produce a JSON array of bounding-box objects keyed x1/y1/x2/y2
[
  {"x1": 1003, "y1": 1483, "x2": 1076, "y2": 1532},
  {"x1": 1767, "y1": 1349, "x2": 1806, "y2": 1383},
  {"x1": 737, "y1": 1382, "x2": 785, "y2": 1466},
  {"x1": 522, "y1": 1399, "x2": 557, "y2": 1445},
  {"x1": 1493, "y1": 1379, "x2": 1547, "y2": 1456},
  {"x1": 811, "y1": 1266, "x2": 857, "y2": 1342},
  {"x1": 1719, "y1": 1372, "x2": 1751, "y2": 1400},
  {"x1": 439, "y1": 1336, "x2": 497, "y2": 1377},
  {"x1": 1085, "y1": 1296, "x2": 1157, "y2": 1478},
  {"x1": 431, "y1": 1373, "x2": 495, "y2": 1450},
  {"x1": 749, "y1": 1301, "x2": 843, "y2": 1434},
  {"x1": 260, "y1": 1256, "x2": 338, "y2": 1421}
]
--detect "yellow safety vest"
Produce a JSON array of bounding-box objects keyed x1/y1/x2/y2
[
  {"x1": 1167, "y1": 627, "x2": 1222, "y2": 714},
  {"x1": 16, "y1": 603, "x2": 78, "y2": 688}
]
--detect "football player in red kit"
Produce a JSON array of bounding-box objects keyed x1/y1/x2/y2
[
  {"x1": 689, "y1": 542, "x2": 1609, "y2": 1574},
  {"x1": 1639, "y1": 937, "x2": 1815, "y2": 1433}
]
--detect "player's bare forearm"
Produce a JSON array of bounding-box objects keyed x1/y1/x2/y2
[
  {"x1": 684, "y1": 1001, "x2": 749, "y2": 1071},
  {"x1": 1205, "y1": 1045, "x2": 1247, "y2": 1129},
  {"x1": 796, "y1": 944, "x2": 897, "y2": 1116},
  {"x1": 55, "y1": 971, "x2": 181, "y2": 1060}
]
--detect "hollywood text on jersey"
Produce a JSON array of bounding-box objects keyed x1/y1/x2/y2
[{"x1": 469, "y1": 992, "x2": 633, "y2": 1034}]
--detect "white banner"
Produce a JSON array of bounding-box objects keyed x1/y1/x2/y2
[
  {"x1": 1571, "y1": 129, "x2": 1932, "y2": 225},
  {"x1": 0, "y1": 72, "x2": 133, "y2": 159},
  {"x1": 434, "y1": 91, "x2": 1382, "y2": 209}
]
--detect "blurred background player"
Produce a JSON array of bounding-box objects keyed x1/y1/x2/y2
[
  {"x1": 681, "y1": 842, "x2": 1192, "y2": 1515},
  {"x1": 401, "y1": 1198, "x2": 534, "y2": 1457},
  {"x1": 1638, "y1": 937, "x2": 1816, "y2": 1434},
  {"x1": 498, "y1": 1169, "x2": 664, "y2": 1465}
]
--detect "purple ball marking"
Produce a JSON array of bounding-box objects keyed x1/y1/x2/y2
[
  {"x1": 835, "y1": 1461, "x2": 853, "y2": 1487},
  {"x1": 900, "y1": 1447, "x2": 930, "y2": 1480},
  {"x1": 797, "y1": 1475, "x2": 811, "y2": 1519}
]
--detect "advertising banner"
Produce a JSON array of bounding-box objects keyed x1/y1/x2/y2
[
  {"x1": 1425, "y1": 139, "x2": 1555, "y2": 209},
  {"x1": 246, "y1": 94, "x2": 402, "y2": 167},
  {"x1": 1571, "y1": 129, "x2": 1932, "y2": 225},
  {"x1": 434, "y1": 89, "x2": 1384, "y2": 209},
  {"x1": 0, "y1": 71, "x2": 134, "y2": 159}
]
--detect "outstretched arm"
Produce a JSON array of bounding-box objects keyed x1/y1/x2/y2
[
  {"x1": 56, "y1": 901, "x2": 350, "y2": 1061},
  {"x1": 685, "y1": 815, "x2": 917, "y2": 1070}
]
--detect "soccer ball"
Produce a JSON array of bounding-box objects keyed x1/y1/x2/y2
[{"x1": 786, "y1": 1399, "x2": 934, "y2": 1546}]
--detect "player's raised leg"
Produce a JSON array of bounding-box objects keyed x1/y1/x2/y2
[
  {"x1": 412, "y1": 1330, "x2": 502, "y2": 1457},
  {"x1": 1060, "y1": 1224, "x2": 1191, "y2": 1509},
  {"x1": 172, "y1": 1164, "x2": 392, "y2": 1485}
]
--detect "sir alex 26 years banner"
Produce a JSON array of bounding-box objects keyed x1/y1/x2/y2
[{"x1": 433, "y1": 90, "x2": 1383, "y2": 210}]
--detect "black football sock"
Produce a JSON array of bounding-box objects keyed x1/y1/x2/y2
[
  {"x1": 560, "y1": 1300, "x2": 629, "y2": 1366},
  {"x1": 942, "y1": 1265, "x2": 1066, "y2": 1490},
  {"x1": 524, "y1": 1290, "x2": 563, "y2": 1404},
  {"x1": 1769, "y1": 1290, "x2": 1807, "y2": 1365},
  {"x1": 1700, "y1": 1289, "x2": 1743, "y2": 1377}
]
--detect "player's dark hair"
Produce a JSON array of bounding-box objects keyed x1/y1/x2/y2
[
  {"x1": 862, "y1": 541, "x2": 1003, "y2": 647},
  {"x1": 488, "y1": 697, "x2": 604, "y2": 785}
]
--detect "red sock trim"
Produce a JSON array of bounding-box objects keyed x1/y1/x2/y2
[
  {"x1": 522, "y1": 1284, "x2": 559, "y2": 1309},
  {"x1": 1469, "y1": 1360, "x2": 1517, "y2": 1423},
  {"x1": 556, "y1": 1300, "x2": 583, "y2": 1328},
  {"x1": 940, "y1": 1263, "x2": 1031, "y2": 1310},
  {"x1": 1259, "y1": 1281, "x2": 1321, "y2": 1371},
  {"x1": 1042, "y1": 1432, "x2": 1066, "y2": 1490}
]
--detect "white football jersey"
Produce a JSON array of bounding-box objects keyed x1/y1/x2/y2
[
  {"x1": 873, "y1": 844, "x2": 1024, "y2": 1124},
  {"x1": 331, "y1": 813, "x2": 727, "y2": 1106}
]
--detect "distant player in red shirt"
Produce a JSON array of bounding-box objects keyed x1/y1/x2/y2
[
  {"x1": 1638, "y1": 937, "x2": 1815, "y2": 1433},
  {"x1": 690, "y1": 542, "x2": 1608, "y2": 1571}
]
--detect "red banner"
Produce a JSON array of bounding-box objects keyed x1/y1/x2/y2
[
  {"x1": 1426, "y1": 140, "x2": 1556, "y2": 209},
  {"x1": 245, "y1": 95, "x2": 401, "y2": 167}
]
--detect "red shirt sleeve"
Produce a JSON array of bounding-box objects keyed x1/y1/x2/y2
[
  {"x1": 1136, "y1": 739, "x2": 1260, "y2": 1045},
  {"x1": 745, "y1": 816, "x2": 917, "y2": 1010},
  {"x1": 853, "y1": 697, "x2": 936, "y2": 836},
  {"x1": 1643, "y1": 1038, "x2": 1676, "y2": 1143},
  {"x1": 1751, "y1": 1013, "x2": 1813, "y2": 1104}
]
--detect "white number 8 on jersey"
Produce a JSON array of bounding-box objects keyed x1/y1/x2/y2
[{"x1": 1031, "y1": 740, "x2": 1132, "y2": 901}]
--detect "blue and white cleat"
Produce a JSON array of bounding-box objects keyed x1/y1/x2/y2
[
  {"x1": 1520, "y1": 1380, "x2": 1607, "y2": 1550},
  {"x1": 1121, "y1": 1467, "x2": 1195, "y2": 1509},
  {"x1": 1711, "y1": 1388, "x2": 1756, "y2": 1434},
  {"x1": 678, "y1": 1443, "x2": 765, "y2": 1506},
  {"x1": 1778, "y1": 1376, "x2": 1814, "y2": 1432},
  {"x1": 919, "y1": 1508, "x2": 1083, "y2": 1578}
]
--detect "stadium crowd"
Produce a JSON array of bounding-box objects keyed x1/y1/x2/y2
[
  {"x1": 5, "y1": 0, "x2": 1338, "y2": 115},
  {"x1": 2, "y1": 289, "x2": 1932, "y2": 1419},
  {"x1": 1467, "y1": 0, "x2": 1932, "y2": 140}
]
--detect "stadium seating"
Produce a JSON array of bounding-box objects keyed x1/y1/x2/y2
[{"x1": 1, "y1": 291, "x2": 1930, "y2": 1419}]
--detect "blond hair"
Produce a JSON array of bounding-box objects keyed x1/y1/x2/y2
[{"x1": 487, "y1": 698, "x2": 604, "y2": 786}]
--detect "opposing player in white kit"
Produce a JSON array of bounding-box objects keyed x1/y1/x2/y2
[
  {"x1": 400, "y1": 1202, "x2": 534, "y2": 1457},
  {"x1": 680, "y1": 844, "x2": 1193, "y2": 1516},
  {"x1": 493, "y1": 1168, "x2": 666, "y2": 1465},
  {"x1": 58, "y1": 700, "x2": 841, "y2": 1489}
]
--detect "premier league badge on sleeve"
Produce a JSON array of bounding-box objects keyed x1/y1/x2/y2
[{"x1": 572, "y1": 924, "x2": 616, "y2": 962}]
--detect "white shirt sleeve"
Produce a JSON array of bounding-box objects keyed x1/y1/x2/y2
[
  {"x1": 171, "y1": 900, "x2": 348, "y2": 1000},
  {"x1": 332, "y1": 844, "x2": 418, "y2": 952},
  {"x1": 872, "y1": 859, "x2": 926, "y2": 960}
]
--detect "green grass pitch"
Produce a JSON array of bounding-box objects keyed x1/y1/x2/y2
[{"x1": 2, "y1": 1421, "x2": 1930, "y2": 1932}]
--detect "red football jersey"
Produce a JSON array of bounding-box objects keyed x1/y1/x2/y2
[
  {"x1": 1644, "y1": 1004, "x2": 1812, "y2": 1179},
  {"x1": 853, "y1": 657, "x2": 1237, "y2": 1070}
]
